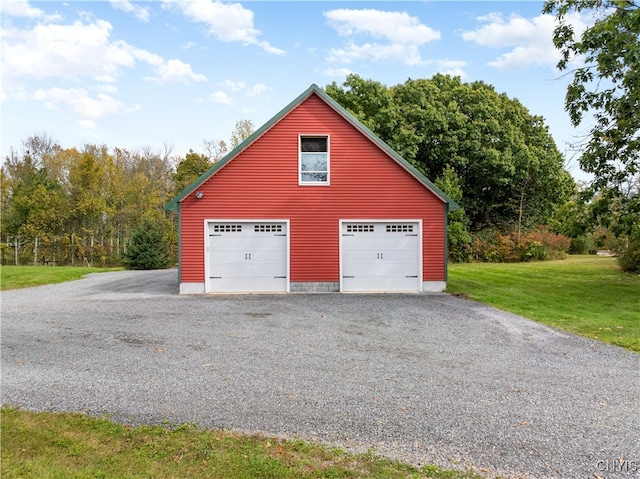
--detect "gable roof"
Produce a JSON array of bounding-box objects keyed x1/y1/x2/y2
[{"x1": 166, "y1": 84, "x2": 459, "y2": 211}]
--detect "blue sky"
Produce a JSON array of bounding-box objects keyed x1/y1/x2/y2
[{"x1": 1, "y1": 0, "x2": 592, "y2": 179}]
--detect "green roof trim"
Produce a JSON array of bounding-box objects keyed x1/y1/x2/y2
[{"x1": 166, "y1": 83, "x2": 459, "y2": 211}]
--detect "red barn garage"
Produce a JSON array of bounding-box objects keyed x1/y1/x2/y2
[{"x1": 166, "y1": 84, "x2": 458, "y2": 294}]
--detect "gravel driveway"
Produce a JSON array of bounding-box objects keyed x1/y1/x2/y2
[{"x1": 1, "y1": 270, "x2": 638, "y2": 478}]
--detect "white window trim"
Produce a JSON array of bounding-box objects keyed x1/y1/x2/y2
[{"x1": 298, "y1": 134, "x2": 330, "y2": 186}]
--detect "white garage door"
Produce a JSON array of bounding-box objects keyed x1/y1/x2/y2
[
  {"x1": 341, "y1": 221, "x2": 421, "y2": 292},
  {"x1": 207, "y1": 221, "x2": 288, "y2": 293}
]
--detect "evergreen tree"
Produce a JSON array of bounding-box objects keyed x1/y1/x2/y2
[{"x1": 122, "y1": 220, "x2": 171, "y2": 270}]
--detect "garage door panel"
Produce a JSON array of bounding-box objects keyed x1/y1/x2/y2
[
  {"x1": 208, "y1": 275, "x2": 285, "y2": 293},
  {"x1": 207, "y1": 222, "x2": 288, "y2": 293},
  {"x1": 342, "y1": 222, "x2": 420, "y2": 292}
]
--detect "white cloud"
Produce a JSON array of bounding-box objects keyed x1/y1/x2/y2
[
  {"x1": 247, "y1": 83, "x2": 267, "y2": 97},
  {"x1": 213, "y1": 81, "x2": 268, "y2": 100},
  {"x1": 1, "y1": 18, "x2": 207, "y2": 86},
  {"x1": 327, "y1": 43, "x2": 424, "y2": 66},
  {"x1": 109, "y1": 0, "x2": 151, "y2": 22},
  {"x1": 326, "y1": 9, "x2": 440, "y2": 45},
  {"x1": 210, "y1": 91, "x2": 234, "y2": 105},
  {"x1": 324, "y1": 8, "x2": 439, "y2": 66},
  {"x1": 323, "y1": 67, "x2": 353, "y2": 79},
  {"x1": 2, "y1": 0, "x2": 61, "y2": 21},
  {"x1": 462, "y1": 12, "x2": 588, "y2": 70},
  {"x1": 32, "y1": 87, "x2": 140, "y2": 127},
  {"x1": 145, "y1": 59, "x2": 207, "y2": 84},
  {"x1": 165, "y1": 0, "x2": 284, "y2": 55},
  {"x1": 434, "y1": 59, "x2": 469, "y2": 78},
  {"x1": 96, "y1": 84, "x2": 119, "y2": 93},
  {"x1": 1, "y1": 20, "x2": 134, "y2": 83},
  {"x1": 219, "y1": 80, "x2": 246, "y2": 92}
]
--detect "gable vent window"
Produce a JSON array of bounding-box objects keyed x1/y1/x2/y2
[
  {"x1": 386, "y1": 224, "x2": 414, "y2": 233},
  {"x1": 299, "y1": 136, "x2": 329, "y2": 185},
  {"x1": 213, "y1": 224, "x2": 242, "y2": 233},
  {"x1": 346, "y1": 224, "x2": 375, "y2": 233},
  {"x1": 255, "y1": 224, "x2": 283, "y2": 233}
]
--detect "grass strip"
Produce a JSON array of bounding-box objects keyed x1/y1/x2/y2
[
  {"x1": 1, "y1": 408, "x2": 483, "y2": 479},
  {"x1": 447, "y1": 256, "x2": 640, "y2": 352},
  {"x1": 0, "y1": 266, "x2": 121, "y2": 291}
]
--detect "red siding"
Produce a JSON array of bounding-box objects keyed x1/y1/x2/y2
[{"x1": 179, "y1": 93, "x2": 446, "y2": 284}]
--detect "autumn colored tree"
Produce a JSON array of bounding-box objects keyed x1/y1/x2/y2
[{"x1": 229, "y1": 119, "x2": 255, "y2": 149}]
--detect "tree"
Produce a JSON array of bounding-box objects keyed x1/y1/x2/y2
[
  {"x1": 173, "y1": 150, "x2": 212, "y2": 194},
  {"x1": 230, "y1": 119, "x2": 255, "y2": 149},
  {"x1": 543, "y1": 0, "x2": 639, "y2": 194},
  {"x1": 544, "y1": 0, "x2": 640, "y2": 270},
  {"x1": 3, "y1": 162, "x2": 67, "y2": 239},
  {"x1": 326, "y1": 76, "x2": 401, "y2": 154},
  {"x1": 435, "y1": 166, "x2": 471, "y2": 262},
  {"x1": 68, "y1": 148, "x2": 109, "y2": 238},
  {"x1": 202, "y1": 139, "x2": 228, "y2": 163},
  {"x1": 122, "y1": 220, "x2": 171, "y2": 270},
  {"x1": 326, "y1": 75, "x2": 574, "y2": 231}
]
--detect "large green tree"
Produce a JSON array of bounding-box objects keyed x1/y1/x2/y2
[
  {"x1": 173, "y1": 149, "x2": 212, "y2": 194},
  {"x1": 543, "y1": 0, "x2": 639, "y2": 194},
  {"x1": 326, "y1": 74, "x2": 574, "y2": 231},
  {"x1": 544, "y1": 0, "x2": 639, "y2": 271},
  {"x1": 3, "y1": 162, "x2": 67, "y2": 239}
]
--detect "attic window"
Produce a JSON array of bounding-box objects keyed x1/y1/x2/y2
[{"x1": 299, "y1": 136, "x2": 329, "y2": 185}]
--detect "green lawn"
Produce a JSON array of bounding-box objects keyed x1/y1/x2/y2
[
  {"x1": 1, "y1": 408, "x2": 481, "y2": 479},
  {"x1": 0, "y1": 265, "x2": 121, "y2": 291},
  {"x1": 447, "y1": 255, "x2": 640, "y2": 352}
]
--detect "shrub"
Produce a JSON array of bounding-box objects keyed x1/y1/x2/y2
[
  {"x1": 592, "y1": 227, "x2": 623, "y2": 253},
  {"x1": 447, "y1": 222, "x2": 472, "y2": 262},
  {"x1": 469, "y1": 227, "x2": 571, "y2": 262},
  {"x1": 470, "y1": 230, "x2": 513, "y2": 262},
  {"x1": 617, "y1": 237, "x2": 640, "y2": 273},
  {"x1": 570, "y1": 235, "x2": 590, "y2": 254},
  {"x1": 122, "y1": 220, "x2": 171, "y2": 270}
]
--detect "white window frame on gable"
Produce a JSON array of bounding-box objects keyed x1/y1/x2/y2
[{"x1": 299, "y1": 135, "x2": 329, "y2": 185}]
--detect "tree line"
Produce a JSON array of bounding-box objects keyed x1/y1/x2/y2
[
  {"x1": 2, "y1": 67, "x2": 637, "y2": 271},
  {"x1": 0, "y1": 121, "x2": 254, "y2": 267}
]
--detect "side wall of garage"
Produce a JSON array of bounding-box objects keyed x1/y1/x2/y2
[{"x1": 178, "y1": 93, "x2": 447, "y2": 293}]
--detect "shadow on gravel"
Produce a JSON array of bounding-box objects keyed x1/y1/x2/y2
[{"x1": 97, "y1": 269, "x2": 179, "y2": 295}]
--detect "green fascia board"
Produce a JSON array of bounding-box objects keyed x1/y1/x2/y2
[{"x1": 166, "y1": 83, "x2": 459, "y2": 211}]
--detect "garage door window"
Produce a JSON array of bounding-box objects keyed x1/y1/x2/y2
[
  {"x1": 255, "y1": 224, "x2": 283, "y2": 233},
  {"x1": 213, "y1": 224, "x2": 242, "y2": 233},
  {"x1": 346, "y1": 224, "x2": 375, "y2": 233},
  {"x1": 386, "y1": 224, "x2": 414, "y2": 233}
]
